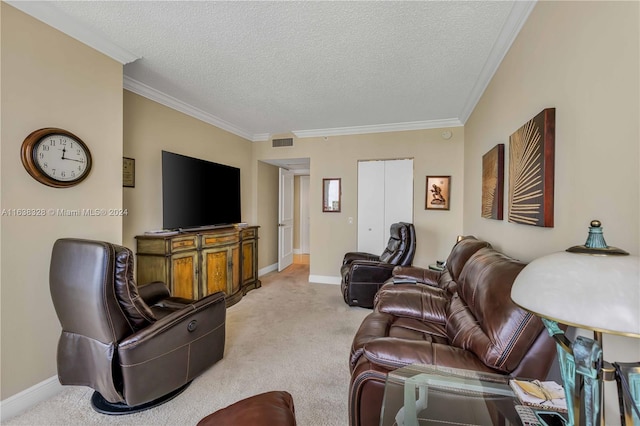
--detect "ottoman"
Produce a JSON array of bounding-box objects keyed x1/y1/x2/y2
[{"x1": 198, "y1": 391, "x2": 296, "y2": 426}]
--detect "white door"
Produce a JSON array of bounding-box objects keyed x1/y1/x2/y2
[
  {"x1": 299, "y1": 176, "x2": 310, "y2": 253},
  {"x1": 278, "y1": 168, "x2": 294, "y2": 271},
  {"x1": 358, "y1": 159, "x2": 413, "y2": 254},
  {"x1": 383, "y1": 159, "x2": 414, "y2": 242},
  {"x1": 357, "y1": 160, "x2": 385, "y2": 254}
]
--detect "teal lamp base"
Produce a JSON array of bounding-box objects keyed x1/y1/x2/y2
[{"x1": 542, "y1": 318, "x2": 603, "y2": 426}]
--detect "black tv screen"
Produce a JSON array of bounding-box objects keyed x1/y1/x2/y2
[{"x1": 162, "y1": 151, "x2": 241, "y2": 230}]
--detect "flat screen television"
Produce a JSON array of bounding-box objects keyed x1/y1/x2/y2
[{"x1": 162, "y1": 150, "x2": 241, "y2": 230}]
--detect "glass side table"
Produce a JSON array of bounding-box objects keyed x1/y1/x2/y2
[{"x1": 380, "y1": 364, "x2": 533, "y2": 426}]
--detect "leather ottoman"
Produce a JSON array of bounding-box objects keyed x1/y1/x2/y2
[{"x1": 197, "y1": 391, "x2": 296, "y2": 426}]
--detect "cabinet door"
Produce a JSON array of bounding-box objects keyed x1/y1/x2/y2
[
  {"x1": 230, "y1": 245, "x2": 240, "y2": 295},
  {"x1": 203, "y1": 248, "x2": 229, "y2": 296},
  {"x1": 242, "y1": 239, "x2": 256, "y2": 285},
  {"x1": 171, "y1": 251, "x2": 198, "y2": 299}
]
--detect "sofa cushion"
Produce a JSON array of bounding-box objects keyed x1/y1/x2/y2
[{"x1": 448, "y1": 248, "x2": 543, "y2": 373}]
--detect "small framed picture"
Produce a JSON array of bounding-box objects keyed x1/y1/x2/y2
[
  {"x1": 123, "y1": 157, "x2": 135, "y2": 188},
  {"x1": 425, "y1": 176, "x2": 450, "y2": 210}
]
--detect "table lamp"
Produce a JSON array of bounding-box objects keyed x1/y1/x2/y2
[{"x1": 511, "y1": 220, "x2": 639, "y2": 426}]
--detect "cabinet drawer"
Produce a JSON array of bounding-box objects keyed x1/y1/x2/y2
[
  {"x1": 241, "y1": 228, "x2": 256, "y2": 239},
  {"x1": 202, "y1": 234, "x2": 239, "y2": 247},
  {"x1": 171, "y1": 236, "x2": 197, "y2": 252}
]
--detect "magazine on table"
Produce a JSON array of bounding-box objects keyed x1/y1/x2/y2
[{"x1": 509, "y1": 379, "x2": 567, "y2": 413}]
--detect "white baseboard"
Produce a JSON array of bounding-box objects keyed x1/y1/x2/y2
[
  {"x1": 1, "y1": 376, "x2": 62, "y2": 422},
  {"x1": 308, "y1": 275, "x2": 341, "y2": 285},
  {"x1": 293, "y1": 248, "x2": 303, "y2": 255},
  {"x1": 258, "y1": 263, "x2": 278, "y2": 277}
]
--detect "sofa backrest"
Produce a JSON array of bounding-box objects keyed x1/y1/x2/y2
[
  {"x1": 379, "y1": 223, "x2": 410, "y2": 265},
  {"x1": 437, "y1": 237, "x2": 492, "y2": 294},
  {"x1": 446, "y1": 247, "x2": 544, "y2": 373}
]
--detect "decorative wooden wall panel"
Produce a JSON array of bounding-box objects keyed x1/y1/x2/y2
[
  {"x1": 482, "y1": 144, "x2": 504, "y2": 220},
  {"x1": 508, "y1": 108, "x2": 555, "y2": 227}
]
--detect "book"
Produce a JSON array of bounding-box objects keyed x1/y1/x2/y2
[{"x1": 509, "y1": 379, "x2": 567, "y2": 413}]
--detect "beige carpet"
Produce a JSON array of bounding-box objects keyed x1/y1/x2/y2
[{"x1": 5, "y1": 264, "x2": 370, "y2": 425}]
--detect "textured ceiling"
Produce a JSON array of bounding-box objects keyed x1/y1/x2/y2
[{"x1": 10, "y1": 1, "x2": 535, "y2": 141}]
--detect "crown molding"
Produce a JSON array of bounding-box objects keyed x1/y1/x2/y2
[
  {"x1": 292, "y1": 118, "x2": 463, "y2": 139},
  {"x1": 124, "y1": 76, "x2": 257, "y2": 141},
  {"x1": 252, "y1": 133, "x2": 271, "y2": 142},
  {"x1": 5, "y1": 1, "x2": 140, "y2": 64},
  {"x1": 458, "y1": 0, "x2": 537, "y2": 124}
]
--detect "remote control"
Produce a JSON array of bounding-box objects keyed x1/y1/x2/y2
[{"x1": 515, "y1": 405, "x2": 541, "y2": 426}]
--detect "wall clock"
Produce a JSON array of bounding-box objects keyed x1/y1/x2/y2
[{"x1": 21, "y1": 128, "x2": 92, "y2": 188}]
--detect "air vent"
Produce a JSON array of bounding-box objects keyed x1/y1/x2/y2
[{"x1": 272, "y1": 138, "x2": 293, "y2": 147}]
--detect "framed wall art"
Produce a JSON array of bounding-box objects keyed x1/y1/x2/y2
[
  {"x1": 425, "y1": 176, "x2": 450, "y2": 210},
  {"x1": 123, "y1": 157, "x2": 135, "y2": 188},
  {"x1": 481, "y1": 144, "x2": 505, "y2": 220},
  {"x1": 508, "y1": 108, "x2": 555, "y2": 227}
]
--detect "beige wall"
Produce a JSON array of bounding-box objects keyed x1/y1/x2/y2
[
  {"x1": 254, "y1": 129, "x2": 465, "y2": 279},
  {"x1": 464, "y1": 1, "x2": 639, "y2": 418},
  {"x1": 122, "y1": 91, "x2": 255, "y2": 252},
  {"x1": 257, "y1": 161, "x2": 279, "y2": 269},
  {"x1": 0, "y1": 4, "x2": 123, "y2": 399}
]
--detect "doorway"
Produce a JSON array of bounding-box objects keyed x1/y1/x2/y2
[{"x1": 261, "y1": 158, "x2": 311, "y2": 271}]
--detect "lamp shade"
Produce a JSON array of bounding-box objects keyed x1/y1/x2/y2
[{"x1": 511, "y1": 252, "x2": 640, "y2": 337}]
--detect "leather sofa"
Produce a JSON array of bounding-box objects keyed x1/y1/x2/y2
[
  {"x1": 341, "y1": 222, "x2": 416, "y2": 308},
  {"x1": 348, "y1": 238, "x2": 558, "y2": 426}
]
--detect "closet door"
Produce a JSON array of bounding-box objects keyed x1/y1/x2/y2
[
  {"x1": 357, "y1": 161, "x2": 385, "y2": 254},
  {"x1": 383, "y1": 159, "x2": 414, "y2": 243},
  {"x1": 357, "y1": 159, "x2": 413, "y2": 254}
]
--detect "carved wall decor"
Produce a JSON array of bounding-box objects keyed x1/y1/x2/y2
[
  {"x1": 508, "y1": 108, "x2": 555, "y2": 227},
  {"x1": 482, "y1": 144, "x2": 504, "y2": 220}
]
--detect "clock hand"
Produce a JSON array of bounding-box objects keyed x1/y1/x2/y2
[
  {"x1": 63, "y1": 158, "x2": 84, "y2": 163},
  {"x1": 61, "y1": 147, "x2": 67, "y2": 160}
]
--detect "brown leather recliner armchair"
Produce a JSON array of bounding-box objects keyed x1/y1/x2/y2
[
  {"x1": 49, "y1": 238, "x2": 226, "y2": 414},
  {"x1": 341, "y1": 222, "x2": 416, "y2": 308}
]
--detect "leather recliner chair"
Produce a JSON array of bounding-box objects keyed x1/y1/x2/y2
[
  {"x1": 341, "y1": 222, "x2": 416, "y2": 308},
  {"x1": 49, "y1": 238, "x2": 226, "y2": 414}
]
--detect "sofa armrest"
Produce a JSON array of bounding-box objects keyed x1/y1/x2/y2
[
  {"x1": 348, "y1": 261, "x2": 396, "y2": 284},
  {"x1": 116, "y1": 291, "x2": 226, "y2": 405},
  {"x1": 374, "y1": 283, "x2": 450, "y2": 323},
  {"x1": 343, "y1": 252, "x2": 380, "y2": 266},
  {"x1": 392, "y1": 266, "x2": 441, "y2": 286},
  {"x1": 118, "y1": 291, "x2": 225, "y2": 362}
]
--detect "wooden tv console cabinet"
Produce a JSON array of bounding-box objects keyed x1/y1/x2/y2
[{"x1": 135, "y1": 225, "x2": 260, "y2": 307}]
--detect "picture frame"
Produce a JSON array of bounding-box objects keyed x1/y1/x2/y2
[
  {"x1": 123, "y1": 157, "x2": 135, "y2": 188},
  {"x1": 508, "y1": 108, "x2": 555, "y2": 227},
  {"x1": 481, "y1": 144, "x2": 505, "y2": 220},
  {"x1": 425, "y1": 176, "x2": 450, "y2": 210},
  {"x1": 322, "y1": 178, "x2": 341, "y2": 212}
]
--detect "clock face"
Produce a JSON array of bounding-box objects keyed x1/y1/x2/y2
[
  {"x1": 34, "y1": 134, "x2": 90, "y2": 182},
  {"x1": 21, "y1": 128, "x2": 92, "y2": 188}
]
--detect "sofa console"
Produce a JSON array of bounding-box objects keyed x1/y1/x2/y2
[{"x1": 348, "y1": 237, "x2": 558, "y2": 426}]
